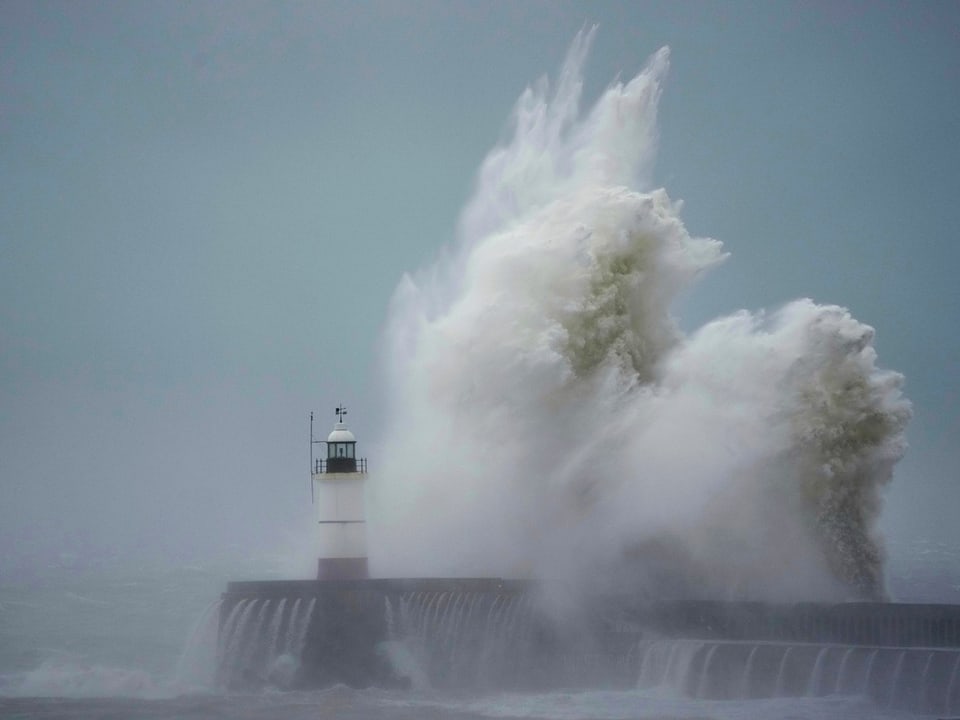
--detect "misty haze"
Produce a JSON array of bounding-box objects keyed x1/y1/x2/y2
[{"x1": 2, "y1": 3, "x2": 959, "y2": 719}]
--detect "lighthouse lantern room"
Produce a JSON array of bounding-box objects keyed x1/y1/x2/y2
[{"x1": 310, "y1": 405, "x2": 368, "y2": 580}]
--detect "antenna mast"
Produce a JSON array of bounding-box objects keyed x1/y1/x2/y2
[{"x1": 309, "y1": 411, "x2": 315, "y2": 503}]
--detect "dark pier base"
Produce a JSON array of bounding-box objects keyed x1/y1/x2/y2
[
  {"x1": 316, "y1": 557, "x2": 369, "y2": 581},
  {"x1": 621, "y1": 598, "x2": 960, "y2": 648},
  {"x1": 220, "y1": 577, "x2": 960, "y2": 707},
  {"x1": 222, "y1": 578, "x2": 527, "y2": 688}
]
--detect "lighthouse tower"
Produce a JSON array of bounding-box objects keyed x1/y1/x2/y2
[{"x1": 311, "y1": 405, "x2": 368, "y2": 580}]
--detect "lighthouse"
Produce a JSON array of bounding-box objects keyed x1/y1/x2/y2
[{"x1": 311, "y1": 405, "x2": 368, "y2": 580}]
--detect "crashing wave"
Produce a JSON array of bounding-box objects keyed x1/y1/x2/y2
[{"x1": 369, "y1": 30, "x2": 910, "y2": 602}]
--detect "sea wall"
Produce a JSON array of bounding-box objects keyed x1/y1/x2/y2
[
  {"x1": 219, "y1": 578, "x2": 960, "y2": 710},
  {"x1": 620, "y1": 599, "x2": 960, "y2": 648},
  {"x1": 220, "y1": 578, "x2": 530, "y2": 688}
]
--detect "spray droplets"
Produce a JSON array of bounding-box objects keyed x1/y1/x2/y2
[{"x1": 370, "y1": 36, "x2": 910, "y2": 601}]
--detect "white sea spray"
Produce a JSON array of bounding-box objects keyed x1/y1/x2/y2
[{"x1": 368, "y1": 31, "x2": 910, "y2": 601}]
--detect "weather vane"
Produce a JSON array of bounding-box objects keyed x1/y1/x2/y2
[{"x1": 335, "y1": 404, "x2": 347, "y2": 423}]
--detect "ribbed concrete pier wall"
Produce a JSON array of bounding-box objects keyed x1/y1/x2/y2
[
  {"x1": 221, "y1": 579, "x2": 530, "y2": 688},
  {"x1": 219, "y1": 578, "x2": 960, "y2": 697}
]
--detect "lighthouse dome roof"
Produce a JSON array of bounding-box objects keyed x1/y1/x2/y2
[{"x1": 327, "y1": 422, "x2": 356, "y2": 443}]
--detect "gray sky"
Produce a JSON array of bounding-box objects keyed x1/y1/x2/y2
[{"x1": 2, "y1": 1, "x2": 958, "y2": 574}]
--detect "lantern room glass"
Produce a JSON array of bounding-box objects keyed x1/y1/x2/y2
[{"x1": 328, "y1": 443, "x2": 355, "y2": 459}]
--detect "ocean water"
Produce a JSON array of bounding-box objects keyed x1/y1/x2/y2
[
  {"x1": 0, "y1": 688, "x2": 913, "y2": 720},
  {"x1": 0, "y1": 541, "x2": 957, "y2": 720}
]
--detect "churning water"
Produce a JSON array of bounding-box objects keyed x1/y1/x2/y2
[
  {"x1": 4, "y1": 567, "x2": 956, "y2": 719},
  {"x1": 370, "y1": 30, "x2": 910, "y2": 603}
]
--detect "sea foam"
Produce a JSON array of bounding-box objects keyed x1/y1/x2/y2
[{"x1": 368, "y1": 30, "x2": 911, "y2": 601}]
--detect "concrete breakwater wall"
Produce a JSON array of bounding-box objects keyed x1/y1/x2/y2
[
  {"x1": 219, "y1": 578, "x2": 960, "y2": 712},
  {"x1": 220, "y1": 579, "x2": 532, "y2": 688},
  {"x1": 621, "y1": 599, "x2": 960, "y2": 648}
]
